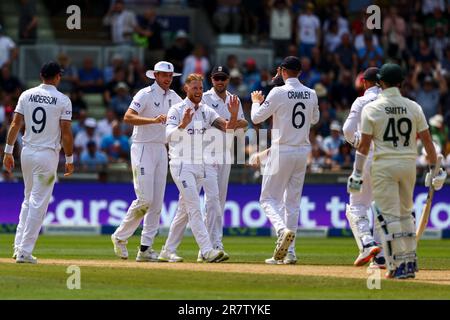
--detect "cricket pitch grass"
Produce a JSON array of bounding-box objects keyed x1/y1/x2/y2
[{"x1": 1, "y1": 235, "x2": 450, "y2": 299}]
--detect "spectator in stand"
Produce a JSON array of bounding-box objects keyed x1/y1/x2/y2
[
  {"x1": 243, "y1": 58, "x2": 261, "y2": 93},
  {"x1": 298, "y1": 56, "x2": 321, "y2": 88},
  {"x1": 307, "y1": 146, "x2": 327, "y2": 173},
  {"x1": 430, "y1": 24, "x2": 449, "y2": 61},
  {"x1": 109, "y1": 81, "x2": 132, "y2": 118},
  {"x1": 382, "y1": 6, "x2": 407, "y2": 59},
  {"x1": 429, "y1": 114, "x2": 448, "y2": 149},
  {"x1": 296, "y1": 2, "x2": 320, "y2": 58},
  {"x1": 354, "y1": 29, "x2": 380, "y2": 52},
  {"x1": 0, "y1": 64, "x2": 23, "y2": 100},
  {"x1": 103, "y1": 67, "x2": 127, "y2": 106},
  {"x1": 425, "y1": 7, "x2": 448, "y2": 36},
  {"x1": 323, "y1": 5, "x2": 349, "y2": 35},
  {"x1": 228, "y1": 68, "x2": 249, "y2": 100},
  {"x1": 421, "y1": 0, "x2": 446, "y2": 17},
  {"x1": 97, "y1": 109, "x2": 117, "y2": 138},
  {"x1": 331, "y1": 142, "x2": 354, "y2": 170},
  {"x1": 323, "y1": 20, "x2": 344, "y2": 53},
  {"x1": 78, "y1": 57, "x2": 104, "y2": 93},
  {"x1": 164, "y1": 29, "x2": 193, "y2": 93},
  {"x1": 330, "y1": 70, "x2": 358, "y2": 111},
  {"x1": 415, "y1": 38, "x2": 438, "y2": 64},
  {"x1": 334, "y1": 32, "x2": 358, "y2": 75},
  {"x1": 0, "y1": 25, "x2": 18, "y2": 69},
  {"x1": 181, "y1": 44, "x2": 210, "y2": 85},
  {"x1": 100, "y1": 120, "x2": 130, "y2": 162},
  {"x1": 322, "y1": 121, "x2": 345, "y2": 159},
  {"x1": 269, "y1": 0, "x2": 293, "y2": 61},
  {"x1": 57, "y1": 53, "x2": 79, "y2": 93},
  {"x1": 69, "y1": 88, "x2": 88, "y2": 119},
  {"x1": 71, "y1": 109, "x2": 87, "y2": 138},
  {"x1": 80, "y1": 141, "x2": 108, "y2": 172},
  {"x1": 134, "y1": 7, "x2": 163, "y2": 50},
  {"x1": 315, "y1": 97, "x2": 336, "y2": 138},
  {"x1": 212, "y1": 0, "x2": 242, "y2": 33},
  {"x1": 102, "y1": 0, "x2": 137, "y2": 45},
  {"x1": 411, "y1": 62, "x2": 448, "y2": 120},
  {"x1": 18, "y1": 0, "x2": 38, "y2": 44},
  {"x1": 226, "y1": 54, "x2": 241, "y2": 73},
  {"x1": 127, "y1": 56, "x2": 149, "y2": 92},
  {"x1": 103, "y1": 53, "x2": 126, "y2": 84},
  {"x1": 74, "y1": 117, "x2": 102, "y2": 157},
  {"x1": 311, "y1": 46, "x2": 333, "y2": 75},
  {"x1": 357, "y1": 33, "x2": 383, "y2": 69}
]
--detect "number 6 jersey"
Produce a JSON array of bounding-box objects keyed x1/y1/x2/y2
[
  {"x1": 361, "y1": 87, "x2": 429, "y2": 161},
  {"x1": 251, "y1": 77, "x2": 320, "y2": 147},
  {"x1": 14, "y1": 84, "x2": 72, "y2": 150}
]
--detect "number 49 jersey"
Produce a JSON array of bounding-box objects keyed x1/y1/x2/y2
[
  {"x1": 15, "y1": 84, "x2": 72, "y2": 150},
  {"x1": 361, "y1": 87, "x2": 429, "y2": 161},
  {"x1": 251, "y1": 78, "x2": 320, "y2": 147}
]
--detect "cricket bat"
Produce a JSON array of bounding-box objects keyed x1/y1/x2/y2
[{"x1": 416, "y1": 154, "x2": 443, "y2": 241}]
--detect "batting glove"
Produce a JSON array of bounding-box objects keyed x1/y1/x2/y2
[
  {"x1": 425, "y1": 168, "x2": 447, "y2": 191},
  {"x1": 347, "y1": 172, "x2": 363, "y2": 193}
]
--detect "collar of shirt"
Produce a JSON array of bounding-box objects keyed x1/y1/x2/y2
[
  {"x1": 207, "y1": 88, "x2": 229, "y2": 104},
  {"x1": 39, "y1": 83, "x2": 56, "y2": 90},
  {"x1": 364, "y1": 85, "x2": 380, "y2": 96},
  {"x1": 184, "y1": 97, "x2": 204, "y2": 112},
  {"x1": 285, "y1": 77, "x2": 301, "y2": 85},
  {"x1": 380, "y1": 87, "x2": 401, "y2": 98},
  {"x1": 151, "y1": 81, "x2": 168, "y2": 96}
]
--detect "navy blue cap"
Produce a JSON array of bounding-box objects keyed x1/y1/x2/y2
[
  {"x1": 211, "y1": 65, "x2": 230, "y2": 77},
  {"x1": 363, "y1": 67, "x2": 379, "y2": 81},
  {"x1": 40, "y1": 61, "x2": 64, "y2": 78},
  {"x1": 280, "y1": 56, "x2": 302, "y2": 72}
]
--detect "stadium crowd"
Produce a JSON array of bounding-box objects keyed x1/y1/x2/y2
[{"x1": 1, "y1": 0, "x2": 450, "y2": 181}]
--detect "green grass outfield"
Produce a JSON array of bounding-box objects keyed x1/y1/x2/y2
[{"x1": 1, "y1": 234, "x2": 450, "y2": 299}]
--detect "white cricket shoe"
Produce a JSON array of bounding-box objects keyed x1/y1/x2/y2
[
  {"x1": 12, "y1": 247, "x2": 19, "y2": 260},
  {"x1": 204, "y1": 249, "x2": 224, "y2": 263},
  {"x1": 265, "y1": 257, "x2": 283, "y2": 265},
  {"x1": 16, "y1": 254, "x2": 37, "y2": 264},
  {"x1": 158, "y1": 248, "x2": 184, "y2": 262},
  {"x1": 216, "y1": 251, "x2": 230, "y2": 262},
  {"x1": 283, "y1": 252, "x2": 298, "y2": 265},
  {"x1": 354, "y1": 242, "x2": 381, "y2": 266},
  {"x1": 273, "y1": 229, "x2": 295, "y2": 261},
  {"x1": 111, "y1": 234, "x2": 128, "y2": 259},
  {"x1": 136, "y1": 248, "x2": 159, "y2": 262},
  {"x1": 197, "y1": 250, "x2": 204, "y2": 263}
]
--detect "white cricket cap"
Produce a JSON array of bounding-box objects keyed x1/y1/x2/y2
[
  {"x1": 85, "y1": 117, "x2": 97, "y2": 128},
  {"x1": 146, "y1": 61, "x2": 181, "y2": 79},
  {"x1": 330, "y1": 121, "x2": 341, "y2": 131}
]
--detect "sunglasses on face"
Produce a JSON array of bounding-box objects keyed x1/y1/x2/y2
[{"x1": 212, "y1": 75, "x2": 229, "y2": 81}]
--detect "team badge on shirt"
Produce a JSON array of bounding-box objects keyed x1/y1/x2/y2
[
  {"x1": 154, "y1": 102, "x2": 160, "y2": 108},
  {"x1": 212, "y1": 104, "x2": 219, "y2": 109}
]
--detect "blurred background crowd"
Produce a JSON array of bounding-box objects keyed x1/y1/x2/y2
[{"x1": 0, "y1": 0, "x2": 449, "y2": 182}]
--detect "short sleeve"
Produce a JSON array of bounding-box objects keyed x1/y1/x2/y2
[
  {"x1": 360, "y1": 106, "x2": 374, "y2": 135},
  {"x1": 14, "y1": 93, "x2": 26, "y2": 115},
  {"x1": 415, "y1": 102, "x2": 429, "y2": 133},
  {"x1": 60, "y1": 97, "x2": 72, "y2": 121},
  {"x1": 129, "y1": 90, "x2": 147, "y2": 114},
  {"x1": 166, "y1": 106, "x2": 180, "y2": 126}
]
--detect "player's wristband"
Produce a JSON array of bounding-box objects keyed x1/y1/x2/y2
[
  {"x1": 65, "y1": 155, "x2": 74, "y2": 164},
  {"x1": 4, "y1": 144, "x2": 14, "y2": 154}
]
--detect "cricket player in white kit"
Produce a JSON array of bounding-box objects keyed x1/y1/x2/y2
[
  {"x1": 343, "y1": 67, "x2": 385, "y2": 268},
  {"x1": 348, "y1": 63, "x2": 447, "y2": 279},
  {"x1": 3, "y1": 61, "x2": 74, "y2": 264},
  {"x1": 251, "y1": 56, "x2": 320, "y2": 264},
  {"x1": 201, "y1": 65, "x2": 247, "y2": 261},
  {"x1": 111, "y1": 61, "x2": 183, "y2": 261},
  {"x1": 159, "y1": 73, "x2": 241, "y2": 263}
]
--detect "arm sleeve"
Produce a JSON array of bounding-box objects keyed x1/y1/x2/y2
[
  {"x1": 311, "y1": 92, "x2": 320, "y2": 125},
  {"x1": 60, "y1": 97, "x2": 72, "y2": 121},
  {"x1": 14, "y1": 93, "x2": 25, "y2": 115},
  {"x1": 166, "y1": 107, "x2": 181, "y2": 141},
  {"x1": 129, "y1": 90, "x2": 147, "y2": 114},
  {"x1": 360, "y1": 107, "x2": 374, "y2": 135},
  {"x1": 415, "y1": 102, "x2": 429, "y2": 133},
  {"x1": 343, "y1": 98, "x2": 361, "y2": 143},
  {"x1": 251, "y1": 88, "x2": 279, "y2": 124}
]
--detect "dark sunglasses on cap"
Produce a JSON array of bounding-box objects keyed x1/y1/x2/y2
[{"x1": 212, "y1": 75, "x2": 229, "y2": 81}]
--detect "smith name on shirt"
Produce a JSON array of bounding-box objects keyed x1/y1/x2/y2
[
  {"x1": 288, "y1": 91, "x2": 311, "y2": 100},
  {"x1": 385, "y1": 106, "x2": 407, "y2": 115},
  {"x1": 28, "y1": 94, "x2": 57, "y2": 105}
]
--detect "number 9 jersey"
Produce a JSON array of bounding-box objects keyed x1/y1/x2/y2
[
  {"x1": 251, "y1": 78, "x2": 319, "y2": 147},
  {"x1": 361, "y1": 87, "x2": 428, "y2": 161},
  {"x1": 14, "y1": 84, "x2": 72, "y2": 150}
]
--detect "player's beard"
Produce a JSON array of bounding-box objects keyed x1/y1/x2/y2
[{"x1": 214, "y1": 84, "x2": 226, "y2": 94}]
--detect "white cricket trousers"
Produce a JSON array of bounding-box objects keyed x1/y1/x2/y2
[
  {"x1": 163, "y1": 162, "x2": 219, "y2": 255},
  {"x1": 260, "y1": 146, "x2": 309, "y2": 252},
  {"x1": 113, "y1": 143, "x2": 167, "y2": 247},
  {"x1": 347, "y1": 155, "x2": 383, "y2": 248},
  {"x1": 204, "y1": 163, "x2": 231, "y2": 249},
  {"x1": 14, "y1": 146, "x2": 59, "y2": 256}
]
